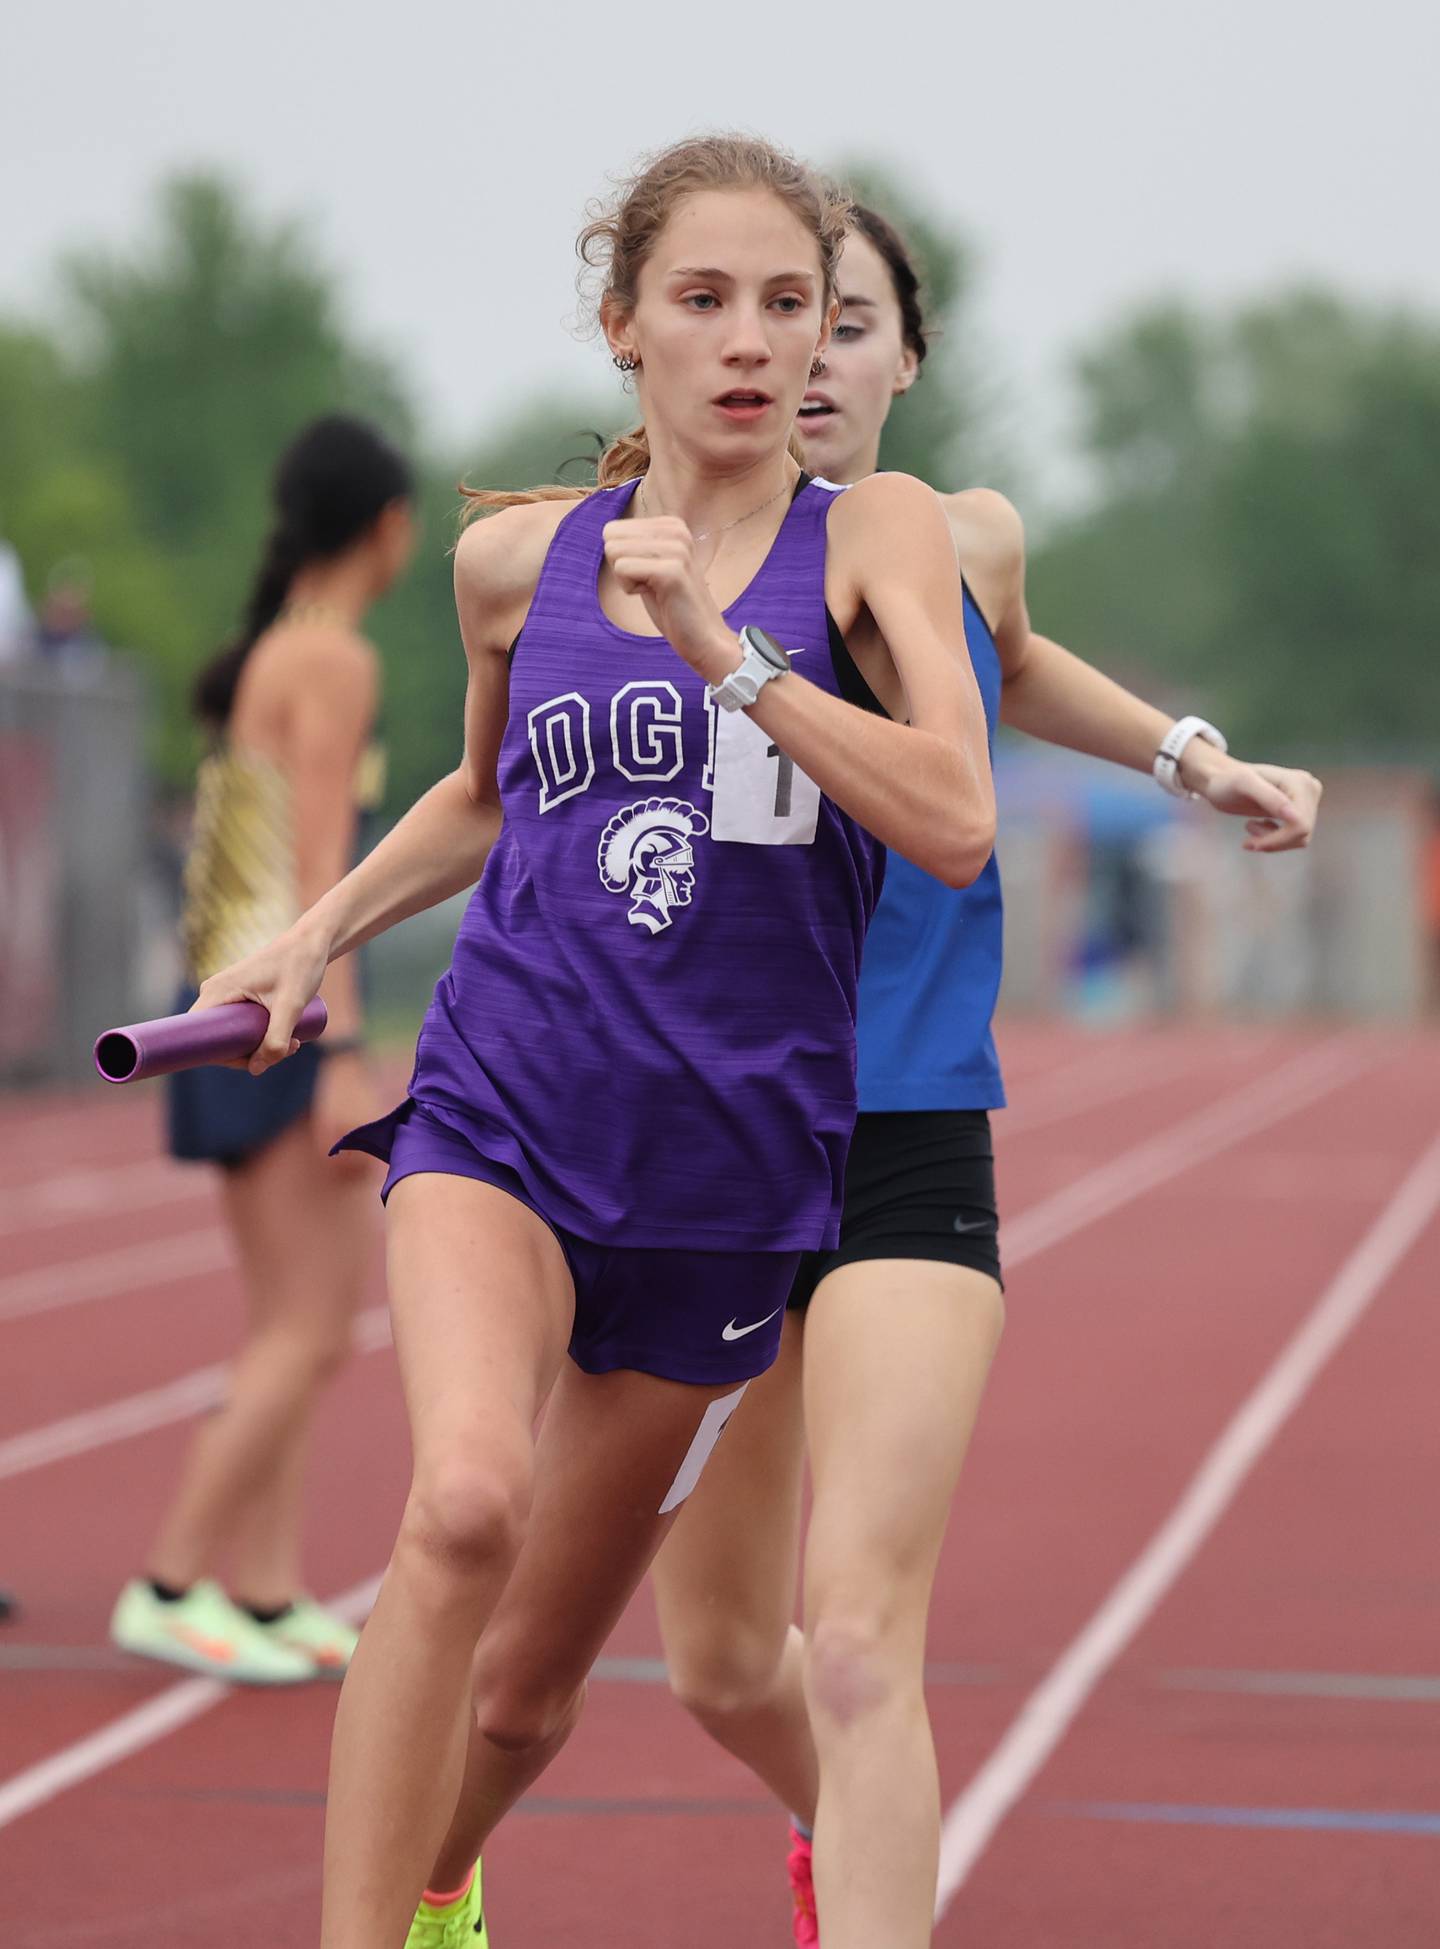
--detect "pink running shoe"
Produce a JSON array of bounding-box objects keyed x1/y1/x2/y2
[{"x1": 787, "y1": 1826, "x2": 819, "y2": 1948}]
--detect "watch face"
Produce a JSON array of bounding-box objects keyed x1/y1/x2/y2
[{"x1": 744, "y1": 627, "x2": 791, "y2": 673}]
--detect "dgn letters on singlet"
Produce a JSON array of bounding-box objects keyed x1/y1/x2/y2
[{"x1": 527, "y1": 676, "x2": 821, "y2": 845}]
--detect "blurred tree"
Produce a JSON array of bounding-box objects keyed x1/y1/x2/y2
[
  {"x1": 1214, "y1": 303, "x2": 1440, "y2": 744},
  {"x1": 1071, "y1": 301, "x2": 1223, "y2": 503},
  {"x1": 1029, "y1": 303, "x2": 1231, "y2": 697},
  {"x1": 7, "y1": 163, "x2": 1436, "y2": 804},
  {"x1": 0, "y1": 326, "x2": 80, "y2": 514},
  {"x1": 1028, "y1": 288, "x2": 1440, "y2": 753},
  {"x1": 61, "y1": 173, "x2": 412, "y2": 783},
  {"x1": 65, "y1": 174, "x2": 410, "y2": 548},
  {"x1": 0, "y1": 324, "x2": 195, "y2": 771}
]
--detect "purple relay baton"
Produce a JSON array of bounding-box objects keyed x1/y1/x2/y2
[{"x1": 93, "y1": 997, "x2": 329, "y2": 1084}]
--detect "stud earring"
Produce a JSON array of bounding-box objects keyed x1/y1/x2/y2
[
  {"x1": 809, "y1": 354, "x2": 828, "y2": 379},
  {"x1": 612, "y1": 353, "x2": 638, "y2": 373}
]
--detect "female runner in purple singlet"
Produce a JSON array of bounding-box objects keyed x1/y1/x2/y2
[{"x1": 188, "y1": 136, "x2": 996, "y2": 1948}]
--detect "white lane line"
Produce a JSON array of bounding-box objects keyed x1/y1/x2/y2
[
  {"x1": 0, "y1": 1058, "x2": 1131, "y2": 1250},
  {"x1": 1001, "y1": 1038, "x2": 1220, "y2": 1138},
  {"x1": 1003, "y1": 1038, "x2": 1368, "y2": 1266},
  {"x1": 0, "y1": 1043, "x2": 1363, "y2": 1479},
  {"x1": 0, "y1": 1309, "x2": 392, "y2": 1482},
  {"x1": 0, "y1": 1160, "x2": 209, "y2": 1239},
  {"x1": 0, "y1": 1036, "x2": 1315, "y2": 1312},
  {"x1": 0, "y1": 1574, "x2": 382, "y2": 1832},
  {"x1": 0, "y1": 1366, "x2": 227, "y2": 1481},
  {"x1": 0, "y1": 1229, "x2": 229, "y2": 1325},
  {"x1": 0, "y1": 1036, "x2": 1211, "y2": 1242},
  {"x1": 0, "y1": 1037, "x2": 1375, "y2": 1833},
  {"x1": 935, "y1": 1123, "x2": 1440, "y2": 1919}
]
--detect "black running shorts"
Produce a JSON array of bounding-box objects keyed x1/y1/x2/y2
[{"x1": 788, "y1": 1110, "x2": 1002, "y2": 1309}]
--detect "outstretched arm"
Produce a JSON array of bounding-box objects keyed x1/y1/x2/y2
[
  {"x1": 1002, "y1": 633, "x2": 1321, "y2": 852},
  {"x1": 971, "y1": 492, "x2": 1322, "y2": 853}
]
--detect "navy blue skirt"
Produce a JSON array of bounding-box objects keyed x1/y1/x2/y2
[{"x1": 165, "y1": 987, "x2": 320, "y2": 1168}]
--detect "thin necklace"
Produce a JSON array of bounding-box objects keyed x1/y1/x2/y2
[
  {"x1": 276, "y1": 599, "x2": 352, "y2": 628},
  {"x1": 637, "y1": 471, "x2": 795, "y2": 545}
]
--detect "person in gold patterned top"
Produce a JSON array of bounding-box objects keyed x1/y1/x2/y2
[{"x1": 110, "y1": 417, "x2": 415, "y2": 1685}]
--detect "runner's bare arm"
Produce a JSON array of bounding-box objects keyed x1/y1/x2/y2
[{"x1": 961, "y1": 490, "x2": 1322, "y2": 853}]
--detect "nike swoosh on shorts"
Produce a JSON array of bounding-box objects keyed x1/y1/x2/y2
[{"x1": 721, "y1": 1304, "x2": 785, "y2": 1342}]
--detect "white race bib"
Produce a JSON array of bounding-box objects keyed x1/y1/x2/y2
[{"x1": 709, "y1": 703, "x2": 820, "y2": 847}]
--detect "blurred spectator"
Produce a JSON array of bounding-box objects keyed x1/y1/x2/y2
[{"x1": 32, "y1": 562, "x2": 109, "y2": 681}]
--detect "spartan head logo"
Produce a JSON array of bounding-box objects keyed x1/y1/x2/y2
[{"x1": 597, "y1": 798, "x2": 710, "y2": 934}]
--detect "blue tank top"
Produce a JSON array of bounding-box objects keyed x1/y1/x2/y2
[
  {"x1": 402, "y1": 478, "x2": 885, "y2": 1251},
  {"x1": 855, "y1": 583, "x2": 1005, "y2": 1111}
]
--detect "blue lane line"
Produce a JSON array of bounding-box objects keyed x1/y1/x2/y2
[{"x1": 1055, "y1": 1803, "x2": 1440, "y2": 1835}]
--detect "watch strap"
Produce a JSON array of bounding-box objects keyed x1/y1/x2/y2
[
  {"x1": 1154, "y1": 715, "x2": 1228, "y2": 798},
  {"x1": 710, "y1": 628, "x2": 791, "y2": 713}
]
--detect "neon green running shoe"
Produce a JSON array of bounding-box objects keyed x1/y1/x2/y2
[
  {"x1": 260, "y1": 1596, "x2": 360, "y2": 1676},
  {"x1": 109, "y1": 1579, "x2": 313, "y2": 1685},
  {"x1": 405, "y1": 1861, "x2": 488, "y2": 1946}
]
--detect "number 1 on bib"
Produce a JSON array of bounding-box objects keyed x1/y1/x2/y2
[{"x1": 709, "y1": 705, "x2": 820, "y2": 846}]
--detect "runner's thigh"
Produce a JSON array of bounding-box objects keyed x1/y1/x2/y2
[
  {"x1": 385, "y1": 1174, "x2": 575, "y2": 1484},
  {"x1": 803, "y1": 1259, "x2": 1004, "y2": 1622}
]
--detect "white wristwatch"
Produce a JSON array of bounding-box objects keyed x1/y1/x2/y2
[
  {"x1": 709, "y1": 626, "x2": 793, "y2": 713},
  {"x1": 1153, "y1": 715, "x2": 1227, "y2": 798}
]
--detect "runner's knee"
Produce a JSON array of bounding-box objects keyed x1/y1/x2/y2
[
  {"x1": 402, "y1": 1450, "x2": 532, "y2": 1583},
  {"x1": 668, "y1": 1614, "x2": 791, "y2": 1722},
  {"x1": 805, "y1": 1611, "x2": 913, "y2": 1730},
  {"x1": 232, "y1": 1317, "x2": 351, "y2": 1402},
  {"x1": 280, "y1": 1320, "x2": 352, "y2": 1388},
  {"x1": 475, "y1": 1674, "x2": 586, "y2": 1756}
]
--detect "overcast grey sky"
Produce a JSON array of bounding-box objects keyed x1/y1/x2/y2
[{"x1": 5, "y1": 0, "x2": 1437, "y2": 486}]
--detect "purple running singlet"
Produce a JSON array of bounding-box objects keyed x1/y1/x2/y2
[{"x1": 340, "y1": 476, "x2": 884, "y2": 1380}]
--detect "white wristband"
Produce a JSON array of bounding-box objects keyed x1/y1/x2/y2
[{"x1": 1153, "y1": 715, "x2": 1227, "y2": 798}]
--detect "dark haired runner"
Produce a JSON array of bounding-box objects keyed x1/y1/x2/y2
[
  {"x1": 650, "y1": 205, "x2": 1323, "y2": 1948},
  {"x1": 111, "y1": 416, "x2": 415, "y2": 1686}
]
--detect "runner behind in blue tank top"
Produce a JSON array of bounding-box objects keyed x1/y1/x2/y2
[
  {"x1": 855, "y1": 576, "x2": 1005, "y2": 1110},
  {"x1": 183, "y1": 135, "x2": 996, "y2": 1949},
  {"x1": 650, "y1": 199, "x2": 1326, "y2": 1949}
]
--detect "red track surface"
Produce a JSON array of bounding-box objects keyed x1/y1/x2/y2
[{"x1": 2, "y1": 1022, "x2": 1438, "y2": 1946}]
